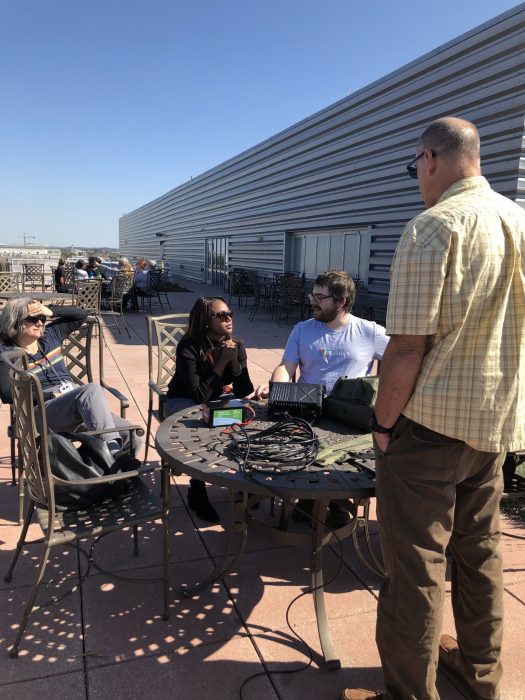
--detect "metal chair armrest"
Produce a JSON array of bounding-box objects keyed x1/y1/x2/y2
[
  {"x1": 75, "y1": 425, "x2": 144, "y2": 438},
  {"x1": 100, "y1": 381, "x2": 130, "y2": 411},
  {"x1": 148, "y1": 380, "x2": 166, "y2": 398}
]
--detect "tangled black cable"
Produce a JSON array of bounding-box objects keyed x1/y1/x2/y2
[{"x1": 228, "y1": 417, "x2": 319, "y2": 472}]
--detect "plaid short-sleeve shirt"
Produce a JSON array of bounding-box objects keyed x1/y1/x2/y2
[{"x1": 387, "y1": 176, "x2": 525, "y2": 452}]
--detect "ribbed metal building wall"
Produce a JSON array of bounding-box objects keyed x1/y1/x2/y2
[{"x1": 119, "y1": 4, "x2": 525, "y2": 294}]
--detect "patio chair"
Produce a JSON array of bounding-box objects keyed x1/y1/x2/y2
[
  {"x1": 275, "y1": 274, "x2": 305, "y2": 325},
  {"x1": 62, "y1": 264, "x2": 76, "y2": 292},
  {"x1": 1, "y1": 349, "x2": 170, "y2": 658},
  {"x1": 228, "y1": 270, "x2": 247, "y2": 309},
  {"x1": 144, "y1": 313, "x2": 188, "y2": 461},
  {"x1": 22, "y1": 263, "x2": 45, "y2": 292},
  {"x1": 145, "y1": 269, "x2": 171, "y2": 312},
  {"x1": 4, "y1": 314, "x2": 132, "y2": 523},
  {"x1": 73, "y1": 279, "x2": 102, "y2": 314},
  {"x1": 0, "y1": 271, "x2": 21, "y2": 294},
  {"x1": 101, "y1": 273, "x2": 134, "y2": 338}
]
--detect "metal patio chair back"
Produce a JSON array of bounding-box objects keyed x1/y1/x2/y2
[
  {"x1": 73, "y1": 279, "x2": 103, "y2": 314},
  {"x1": 22, "y1": 263, "x2": 46, "y2": 292},
  {"x1": 2, "y1": 349, "x2": 170, "y2": 659},
  {"x1": 146, "y1": 269, "x2": 171, "y2": 312},
  {"x1": 275, "y1": 274, "x2": 306, "y2": 325},
  {"x1": 155, "y1": 270, "x2": 172, "y2": 310},
  {"x1": 144, "y1": 313, "x2": 188, "y2": 461},
  {"x1": 102, "y1": 273, "x2": 134, "y2": 337},
  {"x1": 0, "y1": 271, "x2": 21, "y2": 293},
  {"x1": 62, "y1": 264, "x2": 76, "y2": 292}
]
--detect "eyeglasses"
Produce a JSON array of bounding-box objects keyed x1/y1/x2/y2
[
  {"x1": 210, "y1": 311, "x2": 233, "y2": 321},
  {"x1": 24, "y1": 315, "x2": 47, "y2": 325},
  {"x1": 406, "y1": 149, "x2": 437, "y2": 179},
  {"x1": 308, "y1": 293, "x2": 334, "y2": 303}
]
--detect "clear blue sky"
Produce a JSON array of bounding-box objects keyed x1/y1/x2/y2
[{"x1": 0, "y1": 0, "x2": 520, "y2": 248}]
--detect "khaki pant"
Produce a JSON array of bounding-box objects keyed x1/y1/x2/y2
[{"x1": 374, "y1": 415, "x2": 505, "y2": 700}]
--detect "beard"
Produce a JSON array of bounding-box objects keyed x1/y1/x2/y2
[{"x1": 311, "y1": 305, "x2": 339, "y2": 324}]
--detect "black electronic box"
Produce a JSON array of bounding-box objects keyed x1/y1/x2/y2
[{"x1": 267, "y1": 382, "x2": 323, "y2": 422}]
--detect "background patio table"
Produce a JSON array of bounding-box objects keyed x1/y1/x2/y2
[{"x1": 0, "y1": 290, "x2": 74, "y2": 303}]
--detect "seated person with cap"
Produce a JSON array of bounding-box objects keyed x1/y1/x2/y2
[{"x1": 254, "y1": 269, "x2": 389, "y2": 528}]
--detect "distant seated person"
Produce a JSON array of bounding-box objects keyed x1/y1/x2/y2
[
  {"x1": 165, "y1": 296, "x2": 254, "y2": 523},
  {"x1": 133, "y1": 258, "x2": 153, "y2": 308},
  {"x1": 86, "y1": 256, "x2": 107, "y2": 280},
  {"x1": 0, "y1": 299, "x2": 140, "y2": 467},
  {"x1": 74, "y1": 259, "x2": 88, "y2": 281},
  {"x1": 119, "y1": 258, "x2": 136, "y2": 309},
  {"x1": 254, "y1": 269, "x2": 389, "y2": 528},
  {"x1": 54, "y1": 257, "x2": 67, "y2": 292},
  {"x1": 118, "y1": 257, "x2": 135, "y2": 277}
]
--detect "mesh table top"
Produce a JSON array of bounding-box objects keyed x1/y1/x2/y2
[{"x1": 155, "y1": 402, "x2": 376, "y2": 501}]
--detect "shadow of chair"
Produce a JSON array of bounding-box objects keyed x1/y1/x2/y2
[
  {"x1": 1, "y1": 349, "x2": 170, "y2": 659},
  {"x1": 22, "y1": 263, "x2": 46, "y2": 292},
  {"x1": 144, "y1": 313, "x2": 189, "y2": 462},
  {"x1": 101, "y1": 273, "x2": 134, "y2": 337}
]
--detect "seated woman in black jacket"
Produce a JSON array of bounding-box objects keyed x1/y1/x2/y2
[{"x1": 165, "y1": 296, "x2": 254, "y2": 523}]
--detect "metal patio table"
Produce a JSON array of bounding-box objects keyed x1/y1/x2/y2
[
  {"x1": 155, "y1": 402, "x2": 384, "y2": 670},
  {"x1": 0, "y1": 290, "x2": 73, "y2": 303}
]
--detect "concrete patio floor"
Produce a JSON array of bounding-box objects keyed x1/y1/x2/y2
[{"x1": 1, "y1": 278, "x2": 524, "y2": 700}]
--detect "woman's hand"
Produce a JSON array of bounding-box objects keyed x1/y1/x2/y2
[
  {"x1": 27, "y1": 301, "x2": 53, "y2": 317},
  {"x1": 219, "y1": 340, "x2": 237, "y2": 362}
]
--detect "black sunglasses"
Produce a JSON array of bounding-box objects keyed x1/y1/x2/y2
[
  {"x1": 24, "y1": 315, "x2": 47, "y2": 324},
  {"x1": 406, "y1": 149, "x2": 437, "y2": 179},
  {"x1": 210, "y1": 310, "x2": 233, "y2": 321}
]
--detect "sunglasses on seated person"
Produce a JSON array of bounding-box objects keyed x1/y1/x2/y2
[
  {"x1": 210, "y1": 311, "x2": 234, "y2": 321},
  {"x1": 24, "y1": 315, "x2": 48, "y2": 325}
]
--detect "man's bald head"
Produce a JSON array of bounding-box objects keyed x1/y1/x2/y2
[
  {"x1": 418, "y1": 117, "x2": 480, "y2": 169},
  {"x1": 415, "y1": 117, "x2": 481, "y2": 207}
]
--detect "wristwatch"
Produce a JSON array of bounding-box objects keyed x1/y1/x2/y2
[{"x1": 370, "y1": 410, "x2": 394, "y2": 434}]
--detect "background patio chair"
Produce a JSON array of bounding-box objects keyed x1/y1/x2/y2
[
  {"x1": 144, "y1": 313, "x2": 188, "y2": 461},
  {"x1": 2, "y1": 349, "x2": 170, "y2": 659},
  {"x1": 62, "y1": 264, "x2": 76, "y2": 292},
  {"x1": 144, "y1": 269, "x2": 172, "y2": 312},
  {"x1": 73, "y1": 279, "x2": 102, "y2": 314},
  {"x1": 101, "y1": 273, "x2": 134, "y2": 337},
  {"x1": 0, "y1": 271, "x2": 21, "y2": 294},
  {"x1": 22, "y1": 263, "x2": 45, "y2": 292}
]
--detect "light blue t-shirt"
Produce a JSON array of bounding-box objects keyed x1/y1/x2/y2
[{"x1": 282, "y1": 315, "x2": 389, "y2": 394}]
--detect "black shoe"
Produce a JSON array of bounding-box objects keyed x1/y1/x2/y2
[
  {"x1": 187, "y1": 482, "x2": 220, "y2": 523},
  {"x1": 291, "y1": 498, "x2": 313, "y2": 523},
  {"x1": 110, "y1": 450, "x2": 141, "y2": 474},
  {"x1": 326, "y1": 500, "x2": 352, "y2": 530}
]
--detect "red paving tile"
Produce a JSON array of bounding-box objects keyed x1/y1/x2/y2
[{"x1": 1, "y1": 279, "x2": 524, "y2": 699}]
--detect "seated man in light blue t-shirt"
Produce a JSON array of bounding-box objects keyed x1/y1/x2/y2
[
  {"x1": 255, "y1": 269, "x2": 388, "y2": 395},
  {"x1": 254, "y1": 269, "x2": 389, "y2": 527}
]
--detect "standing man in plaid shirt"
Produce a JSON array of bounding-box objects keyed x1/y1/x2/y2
[{"x1": 341, "y1": 117, "x2": 525, "y2": 700}]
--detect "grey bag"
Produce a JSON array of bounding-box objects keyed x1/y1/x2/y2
[{"x1": 322, "y1": 376, "x2": 379, "y2": 430}]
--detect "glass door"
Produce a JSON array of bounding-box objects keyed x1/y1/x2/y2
[{"x1": 205, "y1": 236, "x2": 229, "y2": 287}]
